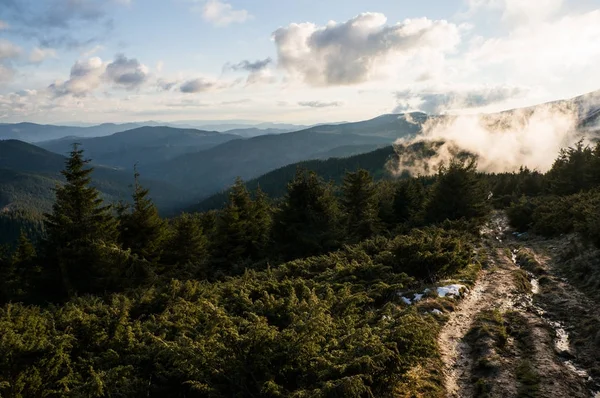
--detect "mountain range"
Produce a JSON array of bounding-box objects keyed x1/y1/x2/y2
[{"x1": 1, "y1": 91, "x2": 599, "y2": 225}]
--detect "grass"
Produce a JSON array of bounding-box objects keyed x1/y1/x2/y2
[
  {"x1": 516, "y1": 251, "x2": 546, "y2": 276},
  {"x1": 505, "y1": 312, "x2": 540, "y2": 397},
  {"x1": 515, "y1": 360, "x2": 541, "y2": 398},
  {"x1": 466, "y1": 310, "x2": 508, "y2": 351},
  {"x1": 512, "y1": 269, "x2": 532, "y2": 294}
]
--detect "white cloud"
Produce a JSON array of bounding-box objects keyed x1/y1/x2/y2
[
  {"x1": 298, "y1": 101, "x2": 342, "y2": 108},
  {"x1": 201, "y1": 0, "x2": 251, "y2": 27},
  {"x1": 48, "y1": 57, "x2": 106, "y2": 97},
  {"x1": 29, "y1": 47, "x2": 58, "y2": 64},
  {"x1": 394, "y1": 85, "x2": 528, "y2": 114},
  {"x1": 0, "y1": 39, "x2": 21, "y2": 60},
  {"x1": 272, "y1": 13, "x2": 463, "y2": 87},
  {"x1": 468, "y1": 0, "x2": 563, "y2": 24},
  {"x1": 466, "y1": 9, "x2": 600, "y2": 88}
]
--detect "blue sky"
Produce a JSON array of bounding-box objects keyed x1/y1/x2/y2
[{"x1": 1, "y1": 0, "x2": 599, "y2": 124}]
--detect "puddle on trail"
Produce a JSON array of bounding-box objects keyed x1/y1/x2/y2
[{"x1": 510, "y1": 248, "x2": 594, "y2": 388}]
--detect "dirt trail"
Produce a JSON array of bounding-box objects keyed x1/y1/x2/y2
[{"x1": 439, "y1": 214, "x2": 596, "y2": 398}]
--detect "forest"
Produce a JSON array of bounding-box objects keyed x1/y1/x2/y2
[{"x1": 1, "y1": 140, "x2": 600, "y2": 397}]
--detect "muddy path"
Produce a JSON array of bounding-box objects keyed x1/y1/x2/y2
[{"x1": 440, "y1": 214, "x2": 597, "y2": 397}]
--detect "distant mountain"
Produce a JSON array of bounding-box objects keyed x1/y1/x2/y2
[
  {"x1": 38, "y1": 126, "x2": 240, "y2": 169},
  {"x1": 189, "y1": 146, "x2": 398, "y2": 211},
  {"x1": 224, "y1": 128, "x2": 290, "y2": 138},
  {"x1": 0, "y1": 122, "x2": 146, "y2": 142},
  {"x1": 0, "y1": 139, "x2": 187, "y2": 213},
  {"x1": 144, "y1": 113, "x2": 425, "y2": 199}
]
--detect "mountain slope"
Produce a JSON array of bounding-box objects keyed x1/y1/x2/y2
[
  {"x1": 0, "y1": 122, "x2": 147, "y2": 142},
  {"x1": 189, "y1": 145, "x2": 397, "y2": 211},
  {"x1": 0, "y1": 140, "x2": 187, "y2": 213},
  {"x1": 144, "y1": 113, "x2": 425, "y2": 198},
  {"x1": 38, "y1": 126, "x2": 240, "y2": 168}
]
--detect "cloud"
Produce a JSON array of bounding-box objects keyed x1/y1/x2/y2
[
  {"x1": 48, "y1": 56, "x2": 105, "y2": 97},
  {"x1": 394, "y1": 85, "x2": 527, "y2": 114},
  {"x1": 104, "y1": 54, "x2": 149, "y2": 89},
  {"x1": 226, "y1": 58, "x2": 272, "y2": 73},
  {"x1": 225, "y1": 57, "x2": 276, "y2": 85},
  {"x1": 391, "y1": 101, "x2": 582, "y2": 175},
  {"x1": 156, "y1": 78, "x2": 178, "y2": 91},
  {"x1": 0, "y1": 64, "x2": 15, "y2": 83},
  {"x1": 29, "y1": 47, "x2": 57, "y2": 63},
  {"x1": 467, "y1": 0, "x2": 563, "y2": 24},
  {"x1": 272, "y1": 13, "x2": 463, "y2": 86},
  {"x1": 180, "y1": 78, "x2": 217, "y2": 93},
  {"x1": 0, "y1": 0, "x2": 129, "y2": 49},
  {"x1": 201, "y1": 0, "x2": 251, "y2": 27},
  {"x1": 466, "y1": 10, "x2": 600, "y2": 81},
  {"x1": 298, "y1": 101, "x2": 342, "y2": 108},
  {"x1": 0, "y1": 39, "x2": 21, "y2": 60},
  {"x1": 0, "y1": 20, "x2": 8, "y2": 30}
]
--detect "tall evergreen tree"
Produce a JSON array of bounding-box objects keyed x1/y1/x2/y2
[
  {"x1": 213, "y1": 179, "x2": 272, "y2": 268},
  {"x1": 424, "y1": 158, "x2": 489, "y2": 224},
  {"x1": 341, "y1": 169, "x2": 380, "y2": 241},
  {"x1": 43, "y1": 144, "x2": 118, "y2": 297},
  {"x1": 393, "y1": 178, "x2": 426, "y2": 224},
  {"x1": 118, "y1": 167, "x2": 166, "y2": 261},
  {"x1": 272, "y1": 170, "x2": 342, "y2": 260},
  {"x1": 163, "y1": 213, "x2": 208, "y2": 276},
  {"x1": 546, "y1": 140, "x2": 595, "y2": 195}
]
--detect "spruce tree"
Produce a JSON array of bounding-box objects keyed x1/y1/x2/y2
[
  {"x1": 393, "y1": 178, "x2": 426, "y2": 224},
  {"x1": 118, "y1": 167, "x2": 166, "y2": 261},
  {"x1": 424, "y1": 158, "x2": 489, "y2": 224},
  {"x1": 163, "y1": 213, "x2": 208, "y2": 273},
  {"x1": 213, "y1": 179, "x2": 272, "y2": 268},
  {"x1": 341, "y1": 169, "x2": 380, "y2": 241},
  {"x1": 43, "y1": 144, "x2": 118, "y2": 297},
  {"x1": 272, "y1": 170, "x2": 342, "y2": 260}
]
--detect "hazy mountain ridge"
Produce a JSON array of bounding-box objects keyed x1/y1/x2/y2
[
  {"x1": 141, "y1": 114, "x2": 422, "y2": 198},
  {"x1": 0, "y1": 139, "x2": 187, "y2": 213},
  {"x1": 38, "y1": 126, "x2": 241, "y2": 169}
]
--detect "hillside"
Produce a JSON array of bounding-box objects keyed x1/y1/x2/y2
[
  {"x1": 0, "y1": 140, "x2": 187, "y2": 214},
  {"x1": 38, "y1": 126, "x2": 240, "y2": 168},
  {"x1": 144, "y1": 113, "x2": 425, "y2": 198},
  {"x1": 0, "y1": 122, "x2": 146, "y2": 142},
  {"x1": 192, "y1": 146, "x2": 397, "y2": 211}
]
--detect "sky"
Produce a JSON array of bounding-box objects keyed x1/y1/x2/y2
[{"x1": 0, "y1": 0, "x2": 599, "y2": 125}]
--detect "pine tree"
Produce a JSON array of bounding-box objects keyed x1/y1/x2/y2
[
  {"x1": 163, "y1": 213, "x2": 208, "y2": 276},
  {"x1": 272, "y1": 170, "x2": 342, "y2": 260},
  {"x1": 340, "y1": 169, "x2": 380, "y2": 242},
  {"x1": 118, "y1": 167, "x2": 166, "y2": 261},
  {"x1": 424, "y1": 158, "x2": 489, "y2": 224},
  {"x1": 393, "y1": 178, "x2": 426, "y2": 225},
  {"x1": 43, "y1": 144, "x2": 118, "y2": 297},
  {"x1": 213, "y1": 179, "x2": 272, "y2": 268}
]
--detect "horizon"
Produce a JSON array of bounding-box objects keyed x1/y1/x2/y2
[{"x1": 1, "y1": 0, "x2": 600, "y2": 124}]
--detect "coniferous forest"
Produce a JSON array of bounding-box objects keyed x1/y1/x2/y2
[{"x1": 1, "y1": 140, "x2": 600, "y2": 397}]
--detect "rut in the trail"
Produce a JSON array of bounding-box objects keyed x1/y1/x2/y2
[{"x1": 439, "y1": 215, "x2": 594, "y2": 398}]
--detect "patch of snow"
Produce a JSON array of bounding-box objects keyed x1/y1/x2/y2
[
  {"x1": 382, "y1": 315, "x2": 392, "y2": 321},
  {"x1": 564, "y1": 360, "x2": 590, "y2": 379},
  {"x1": 436, "y1": 284, "x2": 467, "y2": 298},
  {"x1": 531, "y1": 278, "x2": 540, "y2": 294},
  {"x1": 413, "y1": 293, "x2": 424, "y2": 302},
  {"x1": 401, "y1": 296, "x2": 412, "y2": 305},
  {"x1": 431, "y1": 309, "x2": 443, "y2": 315}
]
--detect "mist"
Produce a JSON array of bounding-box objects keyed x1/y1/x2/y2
[{"x1": 391, "y1": 101, "x2": 588, "y2": 176}]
